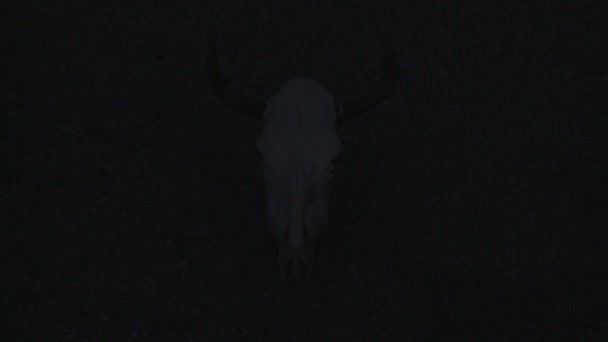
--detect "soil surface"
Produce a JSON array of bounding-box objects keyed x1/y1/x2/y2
[{"x1": 2, "y1": 0, "x2": 607, "y2": 340}]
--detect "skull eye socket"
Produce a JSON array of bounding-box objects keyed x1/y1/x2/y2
[
  {"x1": 321, "y1": 164, "x2": 334, "y2": 180},
  {"x1": 304, "y1": 164, "x2": 334, "y2": 204}
]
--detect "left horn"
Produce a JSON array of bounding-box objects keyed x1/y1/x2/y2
[{"x1": 207, "y1": 31, "x2": 267, "y2": 120}]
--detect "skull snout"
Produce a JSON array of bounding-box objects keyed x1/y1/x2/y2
[{"x1": 279, "y1": 237, "x2": 315, "y2": 282}]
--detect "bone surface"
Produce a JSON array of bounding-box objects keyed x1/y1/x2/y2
[{"x1": 256, "y1": 78, "x2": 342, "y2": 280}]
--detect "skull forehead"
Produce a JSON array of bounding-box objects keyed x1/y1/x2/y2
[
  {"x1": 256, "y1": 77, "x2": 342, "y2": 176},
  {"x1": 264, "y1": 77, "x2": 336, "y2": 122}
]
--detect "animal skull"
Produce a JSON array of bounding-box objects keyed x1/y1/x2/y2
[
  {"x1": 257, "y1": 77, "x2": 342, "y2": 280},
  {"x1": 207, "y1": 31, "x2": 399, "y2": 281}
]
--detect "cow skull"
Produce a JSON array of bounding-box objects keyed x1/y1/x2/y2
[{"x1": 207, "y1": 31, "x2": 399, "y2": 281}]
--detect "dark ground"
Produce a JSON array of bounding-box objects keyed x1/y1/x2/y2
[{"x1": 2, "y1": 0, "x2": 607, "y2": 340}]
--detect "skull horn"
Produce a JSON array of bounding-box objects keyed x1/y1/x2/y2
[
  {"x1": 207, "y1": 30, "x2": 399, "y2": 122},
  {"x1": 338, "y1": 30, "x2": 400, "y2": 123},
  {"x1": 207, "y1": 31, "x2": 267, "y2": 120}
]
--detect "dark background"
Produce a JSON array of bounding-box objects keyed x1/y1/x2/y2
[{"x1": 2, "y1": 0, "x2": 607, "y2": 340}]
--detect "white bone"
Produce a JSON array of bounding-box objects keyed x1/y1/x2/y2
[{"x1": 256, "y1": 77, "x2": 342, "y2": 280}]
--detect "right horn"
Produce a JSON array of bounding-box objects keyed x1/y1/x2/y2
[{"x1": 338, "y1": 30, "x2": 400, "y2": 123}]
